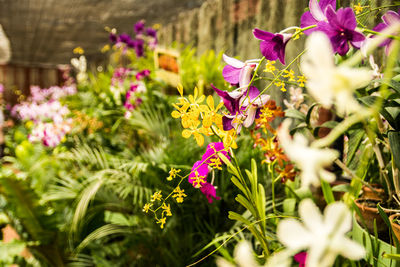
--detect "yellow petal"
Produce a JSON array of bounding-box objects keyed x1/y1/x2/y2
[
  {"x1": 194, "y1": 87, "x2": 198, "y2": 99},
  {"x1": 171, "y1": 110, "x2": 181, "y2": 118},
  {"x1": 207, "y1": 95, "x2": 214, "y2": 108},
  {"x1": 197, "y1": 95, "x2": 205, "y2": 103},
  {"x1": 194, "y1": 133, "x2": 204, "y2": 146},
  {"x1": 202, "y1": 116, "x2": 212, "y2": 128},
  {"x1": 182, "y1": 129, "x2": 192, "y2": 138},
  {"x1": 177, "y1": 84, "x2": 184, "y2": 96}
]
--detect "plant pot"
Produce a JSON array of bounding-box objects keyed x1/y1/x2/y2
[
  {"x1": 312, "y1": 180, "x2": 348, "y2": 210},
  {"x1": 362, "y1": 184, "x2": 385, "y2": 200},
  {"x1": 389, "y1": 214, "x2": 400, "y2": 246},
  {"x1": 354, "y1": 198, "x2": 389, "y2": 233},
  {"x1": 353, "y1": 213, "x2": 399, "y2": 266}
]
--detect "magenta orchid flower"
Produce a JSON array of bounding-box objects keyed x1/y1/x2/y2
[
  {"x1": 294, "y1": 252, "x2": 307, "y2": 267},
  {"x1": 300, "y1": 0, "x2": 336, "y2": 34},
  {"x1": 201, "y1": 142, "x2": 230, "y2": 164},
  {"x1": 136, "y1": 69, "x2": 150, "y2": 80},
  {"x1": 200, "y1": 183, "x2": 221, "y2": 203},
  {"x1": 213, "y1": 85, "x2": 269, "y2": 133},
  {"x1": 373, "y1": 9, "x2": 400, "y2": 55},
  {"x1": 317, "y1": 6, "x2": 365, "y2": 55},
  {"x1": 188, "y1": 160, "x2": 209, "y2": 188},
  {"x1": 252, "y1": 28, "x2": 292, "y2": 64},
  {"x1": 134, "y1": 20, "x2": 145, "y2": 35},
  {"x1": 222, "y1": 54, "x2": 258, "y2": 88}
]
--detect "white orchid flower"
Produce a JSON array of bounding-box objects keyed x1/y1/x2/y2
[
  {"x1": 216, "y1": 241, "x2": 291, "y2": 267},
  {"x1": 71, "y1": 55, "x2": 88, "y2": 84},
  {"x1": 277, "y1": 119, "x2": 339, "y2": 189},
  {"x1": 300, "y1": 32, "x2": 373, "y2": 116},
  {"x1": 277, "y1": 199, "x2": 365, "y2": 267}
]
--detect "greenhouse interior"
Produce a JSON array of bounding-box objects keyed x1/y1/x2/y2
[{"x1": 1, "y1": 0, "x2": 400, "y2": 266}]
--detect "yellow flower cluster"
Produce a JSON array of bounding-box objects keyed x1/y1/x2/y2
[
  {"x1": 171, "y1": 84, "x2": 237, "y2": 148},
  {"x1": 172, "y1": 186, "x2": 187, "y2": 203},
  {"x1": 167, "y1": 168, "x2": 181, "y2": 181},
  {"x1": 353, "y1": 3, "x2": 364, "y2": 14}
]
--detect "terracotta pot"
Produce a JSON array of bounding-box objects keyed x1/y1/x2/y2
[
  {"x1": 361, "y1": 184, "x2": 385, "y2": 200},
  {"x1": 312, "y1": 180, "x2": 348, "y2": 210},
  {"x1": 354, "y1": 198, "x2": 389, "y2": 233},
  {"x1": 389, "y1": 214, "x2": 400, "y2": 245}
]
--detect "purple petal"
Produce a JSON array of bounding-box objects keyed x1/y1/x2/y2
[
  {"x1": 253, "y1": 28, "x2": 275, "y2": 41},
  {"x1": 222, "y1": 116, "x2": 234, "y2": 131},
  {"x1": 383, "y1": 10, "x2": 400, "y2": 25},
  {"x1": 259, "y1": 40, "x2": 279, "y2": 62},
  {"x1": 300, "y1": 12, "x2": 319, "y2": 35},
  {"x1": 349, "y1": 31, "x2": 365, "y2": 48},
  {"x1": 211, "y1": 84, "x2": 239, "y2": 114},
  {"x1": 222, "y1": 65, "x2": 241, "y2": 84},
  {"x1": 319, "y1": 0, "x2": 336, "y2": 11},
  {"x1": 246, "y1": 86, "x2": 260, "y2": 101},
  {"x1": 331, "y1": 35, "x2": 349, "y2": 55},
  {"x1": 200, "y1": 182, "x2": 220, "y2": 203},
  {"x1": 325, "y1": 6, "x2": 341, "y2": 29},
  {"x1": 336, "y1": 8, "x2": 357, "y2": 30}
]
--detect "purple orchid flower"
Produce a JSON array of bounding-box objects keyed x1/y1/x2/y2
[
  {"x1": 134, "y1": 39, "x2": 145, "y2": 57},
  {"x1": 212, "y1": 84, "x2": 269, "y2": 133},
  {"x1": 118, "y1": 33, "x2": 131, "y2": 44},
  {"x1": 134, "y1": 21, "x2": 145, "y2": 35},
  {"x1": 317, "y1": 6, "x2": 365, "y2": 55},
  {"x1": 146, "y1": 27, "x2": 157, "y2": 38},
  {"x1": 222, "y1": 54, "x2": 257, "y2": 88},
  {"x1": 200, "y1": 183, "x2": 221, "y2": 203},
  {"x1": 188, "y1": 160, "x2": 209, "y2": 188},
  {"x1": 253, "y1": 28, "x2": 292, "y2": 65},
  {"x1": 109, "y1": 33, "x2": 118, "y2": 43},
  {"x1": 136, "y1": 69, "x2": 150, "y2": 80},
  {"x1": 373, "y1": 9, "x2": 400, "y2": 55},
  {"x1": 201, "y1": 142, "x2": 230, "y2": 164},
  {"x1": 300, "y1": 0, "x2": 336, "y2": 34}
]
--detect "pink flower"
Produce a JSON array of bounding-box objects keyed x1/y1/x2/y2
[
  {"x1": 188, "y1": 160, "x2": 209, "y2": 188},
  {"x1": 294, "y1": 252, "x2": 307, "y2": 267},
  {"x1": 201, "y1": 142, "x2": 230, "y2": 164},
  {"x1": 200, "y1": 182, "x2": 221, "y2": 203}
]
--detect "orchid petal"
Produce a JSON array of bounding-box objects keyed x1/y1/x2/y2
[
  {"x1": 253, "y1": 28, "x2": 275, "y2": 41},
  {"x1": 238, "y1": 64, "x2": 256, "y2": 88},
  {"x1": 382, "y1": 10, "x2": 400, "y2": 25},
  {"x1": 223, "y1": 54, "x2": 245, "y2": 68},
  {"x1": 299, "y1": 199, "x2": 324, "y2": 231},
  {"x1": 222, "y1": 65, "x2": 241, "y2": 84},
  {"x1": 277, "y1": 218, "x2": 311, "y2": 250},
  {"x1": 335, "y1": 237, "x2": 366, "y2": 260},
  {"x1": 243, "y1": 106, "x2": 257, "y2": 128},
  {"x1": 323, "y1": 201, "x2": 351, "y2": 234},
  {"x1": 309, "y1": 0, "x2": 326, "y2": 21}
]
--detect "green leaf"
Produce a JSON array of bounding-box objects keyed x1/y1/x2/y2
[
  {"x1": 346, "y1": 129, "x2": 365, "y2": 165},
  {"x1": 305, "y1": 103, "x2": 319, "y2": 126},
  {"x1": 231, "y1": 176, "x2": 250, "y2": 199},
  {"x1": 389, "y1": 131, "x2": 400, "y2": 170},
  {"x1": 284, "y1": 109, "x2": 306, "y2": 121},
  {"x1": 235, "y1": 194, "x2": 257, "y2": 217},
  {"x1": 320, "y1": 180, "x2": 335, "y2": 204}
]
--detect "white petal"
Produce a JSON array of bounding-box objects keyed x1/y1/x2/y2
[
  {"x1": 223, "y1": 54, "x2": 245, "y2": 68},
  {"x1": 277, "y1": 218, "x2": 311, "y2": 250},
  {"x1": 335, "y1": 237, "x2": 366, "y2": 260},
  {"x1": 216, "y1": 258, "x2": 235, "y2": 267},
  {"x1": 299, "y1": 199, "x2": 324, "y2": 231},
  {"x1": 243, "y1": 106, "x2": 257, "y2": 127},
  {"x1": 265, "y1": 250, "x2": 293, "y2": 267},
  {"x1": 234, "y1": 241, "x2": 259, "y2": 267},
  {"x1": 239, "y1": 64, "x2": 255, "y2": 88},
  {"x1": 309, "y1": 0, "x2": 326, "y2": 21},
  {"x1": 306, "y1": 242, "x2": 335, "y2": 267},
  {"x1": 323, "y1": 201, "x2": 352, "y2": 235},
  {"x1": 337, "y1": 67, "x2": 373, "y2": 90}
]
